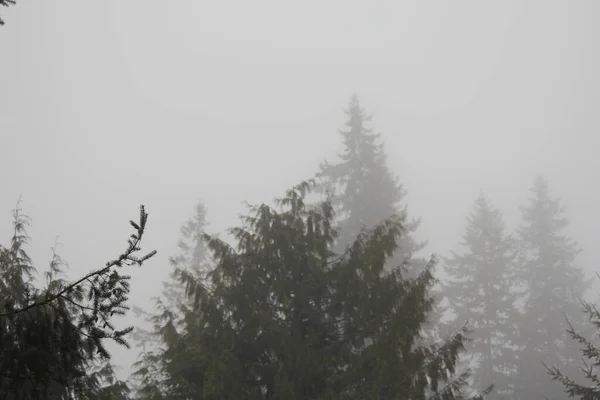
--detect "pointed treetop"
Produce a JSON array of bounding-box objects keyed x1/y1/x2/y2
[
  {"x1": 468, "y1": 191, "x2": 500, "y2": 226},
  {"x1": 346, "y1": 93, "x2": 366, "y2": 116},
  {"x1": 475, "y1": 190, "x2": 489, "y2": 207},
  {"x1": 531, "y1": 174, "x2": 549, "y2": 196},
  {"x1": 342, "y1": 94, "x2": 374, "y2": 134}
]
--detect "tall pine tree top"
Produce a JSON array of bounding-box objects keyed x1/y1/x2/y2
[
  {"x1": 518, "y1": 176, "x2": 586, "y2": 300},
  {"x1": 318, "y1": 94, "x2": 425, "y2": 274},
  {"x1": 517, "y1": 176, "x2": 589, "y2": 322}
]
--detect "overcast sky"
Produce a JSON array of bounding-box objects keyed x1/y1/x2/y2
[{"x1": 1, "y1": 0, "x2": 600, "y2": 379}]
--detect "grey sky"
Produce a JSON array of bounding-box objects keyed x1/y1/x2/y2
[{"x1": 1, "y1": 0, "x2": 599, "y2": 379}]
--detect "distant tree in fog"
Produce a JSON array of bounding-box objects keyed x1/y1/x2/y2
[
  {"x1": 317, "y1": 94, "x2": 427, "y2": 279},
  {"x1": 513, "y1": 175, "x2": 591, "y2": 400},
  {"x1": 317, "y1": 93, "x2": 452, "y2": 376},
  {"x1": 443, "y1": 192, "x2": 520, "y2": 399}
]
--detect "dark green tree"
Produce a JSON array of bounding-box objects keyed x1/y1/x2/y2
[
  {"x1": 132, "y1": 201, "x2": 214, "y2": 399},
  {"x1": 442, "y1": 192, "x2": 519, "y2": 398},
  {"x1": 143, "y1": 180, "x2": 490, "y2": 399},
  {"x1": 0, "y1": 200, "x2": 155, "y2": 399},
  {"x1": 513, "y1": 175, "x2": 591, "y2": 400}
]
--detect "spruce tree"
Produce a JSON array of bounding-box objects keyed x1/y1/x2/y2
[
  {"x1": 0, "y1": 201, "x2": 155, "y2": 399},
  {"x1": 318, "y1": 94, "x2": 426, "y2": 278},
  {"x1": 317, "y1": 94, "x2": 445, "y2": 352},
  {"x1": 150, "y1": 180, "x2": 489, "y2": 399},
  {"x1": 513, "y1": 175, "x2": 590, "y2": 400},
  {"x1": 443, "y1": 192, "x2": 519, "y2": 398}
]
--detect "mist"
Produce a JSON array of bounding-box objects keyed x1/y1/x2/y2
[{"x1": 1, "y1": 1, "x2": 600, "y2": 398}]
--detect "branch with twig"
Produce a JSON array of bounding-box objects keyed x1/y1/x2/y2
[
  {"x1": 0, "y1": 205, "x2": 156, "y2": 397},
  {"x1": 1, "y1": 205, "x2": 156, "y2": 318}
]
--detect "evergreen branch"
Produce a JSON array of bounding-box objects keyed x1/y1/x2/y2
[
  {"x1": 422, "y1": 321, "x2": 471, "y2": 369},
  {"x1": 0, "y1": 0, "x2": 16, "y2": 26},
  {"x1": 0, "y1": 205, "x2": 156, "y2": 318}
]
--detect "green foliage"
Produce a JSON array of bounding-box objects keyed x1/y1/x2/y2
[
  {"x1": 443, "y1": 192, "x2": 519, "y2": 398},
  {"x1": 0, "y1": 200, "x2": 155, "y2": 399},
  {"x1": 545, "y1": 293, "x2": 600, "y2": 399},
  {"x1": 135, "y1": 181, "x2": 487, "y2": 399}
]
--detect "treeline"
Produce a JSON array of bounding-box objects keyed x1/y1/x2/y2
[{"x1": 1, "y1": 95, "x2": 599, "y2": 399}]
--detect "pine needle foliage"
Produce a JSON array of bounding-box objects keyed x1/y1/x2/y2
[
  {"x1": 148, "y1": 180, "x2": 487, "y2": 399},
  {"x1": 544, "y1": 279, "x2": 600, "y2": 400},
  {"x1": 0, "y1": 201, "x2": 156, "y2": 399}
]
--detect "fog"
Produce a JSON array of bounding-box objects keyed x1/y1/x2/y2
[{"x1": 2, "y1": 0, "x2": 600, "y2": 392}]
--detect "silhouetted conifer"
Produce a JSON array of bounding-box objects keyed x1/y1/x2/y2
[
  {"x1": 318, "y1": 94, "x2": 427, "y2": 278},
  {"x1": 317, "y1": 94, "x2": 448, "y2": 361},
  {"x1": 0, "y1": 200, "x2": 155, "y2": 399},
  {"x1": 443, "y1": 192, "x2": 519, "y2": 398}
]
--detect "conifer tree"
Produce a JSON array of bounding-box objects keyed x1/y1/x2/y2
[
  {"x1": 513, "y1": 175, "x2": 590, "y2": 400},
  {"x1": 0, "y1": 201, "x2": 155, "y2": 399},
  {"x1": 132, "y1": 201, "x2": 213, "y2": 399},
  {"x1": 148, "y1": 180, "x2": 490, "y2": 399},
  {"x1": 443, "y1": 192, "x2": 519, "y2": 398},
  {"x1": 318, "y1": 94, "x2": 426, "y2": 277},
  {"x1": 317, "y1": 94, "x2": 446, "y2": 351}
]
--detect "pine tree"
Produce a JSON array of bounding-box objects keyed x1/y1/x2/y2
[
  {"x1": 0, "y1": 200, "x2": 155, "y2": 399},
  {"x1": 318, "y1": 94, "x2": 426, "y2": 278},
  {"x1": 151, "y1": 180, "x2": 490, "y2": 399},
  {"x1": 132, "y1": 201, "x2": 213, "y2": 399},
  {"x1": 443, "y1": 192, "x2": 519, "y2": 398},
  {"x1": 513, "y1": 175, "x2": 591, "y2": 400},
  {"x1": 317, "y1": 94, "x2": 445, "y2": 354}
]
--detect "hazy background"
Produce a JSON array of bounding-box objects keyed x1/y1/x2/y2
[{"x1": 1, "y1": 0, "x2": 599, "y2": 379}]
